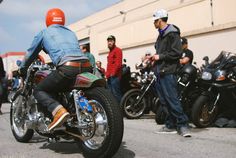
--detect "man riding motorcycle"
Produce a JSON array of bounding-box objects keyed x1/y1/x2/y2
[{"x1": 19, "y1": 8, "x2": 92, "y2": 131}]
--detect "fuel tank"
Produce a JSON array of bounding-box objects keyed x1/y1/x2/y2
[{"x1": 34, "y1": 70, "x2": 51, "y2": 84}]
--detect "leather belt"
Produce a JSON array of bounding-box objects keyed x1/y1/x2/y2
[{"x1": 63, "y1": 61, "x2": 91, "y2": 68}]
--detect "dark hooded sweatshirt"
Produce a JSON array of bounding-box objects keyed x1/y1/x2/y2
[{"x1": 154, "y1": 24, "x2": 182, "y2": 75}]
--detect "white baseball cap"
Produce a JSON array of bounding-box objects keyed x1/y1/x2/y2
[{"x1": 153, "y1": 9, "x2": 168, "y2": 21}]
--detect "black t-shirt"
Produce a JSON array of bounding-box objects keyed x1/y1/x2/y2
[{"x1": 182, "y1": 48, "x2": 193, "y2": 64}]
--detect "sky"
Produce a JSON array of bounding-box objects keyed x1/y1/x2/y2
[{"x1": 0, "y1": 0, "x2": 121, "y2": 54}]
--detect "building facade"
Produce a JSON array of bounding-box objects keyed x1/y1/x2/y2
[{"x1": 69, "y1": 0, "x2": 236, "y2": 71}]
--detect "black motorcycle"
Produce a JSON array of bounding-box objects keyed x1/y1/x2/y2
[
  {"x1": 191, "y1": 51, "x2": 236, "y2": 128},
  {"x1": 155, "y1": 63, "x2": 202, "y2": 124},
  {"x1": 120, "y1": 69, "x2": 159, "y2": 119}
]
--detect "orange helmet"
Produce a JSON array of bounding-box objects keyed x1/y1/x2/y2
[{"x1": 46, "y1": 8, "x2": 65, "y2": 27}]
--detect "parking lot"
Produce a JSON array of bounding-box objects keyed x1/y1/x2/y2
[{"x1": 0, "y1": 103, "x2": 236, "y2": 158}]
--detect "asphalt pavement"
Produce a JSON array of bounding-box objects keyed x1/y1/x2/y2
[{"x1": 0, "y1": 103, "x2": 236, "y2": 158}]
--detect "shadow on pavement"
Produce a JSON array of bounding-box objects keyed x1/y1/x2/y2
[
  {"x1": 29, "y1": 135, "x2": 48, "y2": 143},
  {"x1": 39, "y1": 141, "x2": 82, "y2": 155},
  {"x1": 39, "y1": 141, "x2": 135, "y2": 157},
  {"x1": 113, "y1": 142, "x2": 135, "y2": 158}
]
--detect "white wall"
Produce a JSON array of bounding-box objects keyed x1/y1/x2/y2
[{"x1": 188, "y1": 28, "x2": 236, "y2": 66}]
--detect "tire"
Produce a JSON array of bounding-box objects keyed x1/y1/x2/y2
[
  {"x1": 120, "y1": 89, "x2": 147, "y2": 119},
  {"x1": 77, "y1": 87, "x2": 124, "y2": 158},
  {"x1": 155, "y1": 105, "x2": 167, "y2": 125},
  {"x1": 10, "y1": 90, "x2": 34, "y2": 142},
  {"x1": 191, "y1": 95, "x2": 218, "y2": 128}
]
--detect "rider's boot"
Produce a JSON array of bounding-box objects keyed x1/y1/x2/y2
[{"x1": 48, "y1": 105, "x2": 69, "y2": 131}]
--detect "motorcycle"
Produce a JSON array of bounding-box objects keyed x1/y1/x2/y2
[
  {"x1": 120, "y1": 64, "x2": 159, "y2": 119},
  {"x1": 191, "y1": 51, "x2": 236, "y2": 128},
  {"x1": 155, "y1": 63, "x2": 202, "y2": 124},
  {"x1": 10, "y1": 59, "x2": 124, "y2": 158}
]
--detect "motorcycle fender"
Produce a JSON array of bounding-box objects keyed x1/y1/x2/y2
[{"x1": 73, "y1": 72, "x2": 106, "y2": 88}]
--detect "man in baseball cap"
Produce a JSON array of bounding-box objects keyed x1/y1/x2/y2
[
  {"x1": 106, "y1": 35, "x2": 123, "y2": 103},
  {"x1": 180, "y1": 37, "x2": 194, "y2": 65},
  {"x1": 152, "y1": 9, "x2": 191, "y2": 137}
]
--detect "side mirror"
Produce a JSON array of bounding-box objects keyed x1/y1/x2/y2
[
  {"x1": 203, "y1": 56, "x2": 209, "y2": 62},
  {"x1": 16, "y1": 60, "x2": 22, "y2": 67}
]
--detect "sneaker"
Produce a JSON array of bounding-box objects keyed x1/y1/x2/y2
[
  {"x1": 48, "y1": 107, "x2": 70, "y2": 131},
  {"x1": 155, "y1": 126, "x2": 177, "y2": 134},
  {"x1": 177, "y1": 126, "x2": 191, "y2": 137}
]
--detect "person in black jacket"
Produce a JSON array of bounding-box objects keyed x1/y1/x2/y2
[
  {"x1": 152, "y1": 9, "x2": 191, "y2": 137},
  {"x1": 0, "y1": 56, "x2": 5, "y2": 115},
  {"x1": 180, "y1": 37, "x2": 193, "y2": 65}
]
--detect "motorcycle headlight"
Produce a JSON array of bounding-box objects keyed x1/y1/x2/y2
[
  {"x1": 215, "y1": 70, "x2": 226, "y2": 81},
  {"x1": 201, "y1": 72, "x2": 212, "y2": 80}
]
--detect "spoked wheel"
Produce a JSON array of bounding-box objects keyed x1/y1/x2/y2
[
  {"x1": 120, "y1": 89, "x2": 147, "y2": 119},
  {"x1": 192, "y1": 95, "x2": 218, "y2": 128},
  {"x1": 10, "y1": 90, "x2": 34, "y2": 142},
  {"x1": 76, "y1": 87, "x2": 123, "y2": 158}
]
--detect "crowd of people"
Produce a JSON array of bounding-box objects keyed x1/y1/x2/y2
[
  {"x1": 78, "y1": 9, "x2": 195, "y2": 137},
  {"x1": 0, "y1": 8, "x2": 197, "y2": 136}
]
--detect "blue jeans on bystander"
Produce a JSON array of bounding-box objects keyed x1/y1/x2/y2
[
  {"x1": 155, "y1": 74, "x2": 189, "y2": 130},
  {"x1": 107, "y1": 76, "x2": 122, "y2": 103}
]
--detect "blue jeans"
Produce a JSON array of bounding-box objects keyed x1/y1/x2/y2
[
  {"x1": 155, "y1": 74, "x2": 188, "y2": 129},
  {"x1": 107, "y1": 76, "x2": 122, "y2": 103}
]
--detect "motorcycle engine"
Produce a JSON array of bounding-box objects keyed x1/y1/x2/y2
[{"x1": 25, "y1": 95, "x2": 50, "y2": 133}]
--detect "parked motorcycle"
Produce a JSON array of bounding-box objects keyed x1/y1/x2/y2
[
  {"x1": 120, "y1": 67, "x2": 159, "y2": 119},
  {"x1": 191, "y1": 51, "x2": 236, "y2": 128},
  {"x1": 10, "y1": 60, "x2": 124, "y2": 158}
]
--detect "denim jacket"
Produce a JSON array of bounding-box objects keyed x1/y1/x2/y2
[{"x1": 21, "y1": 24, "x2": 87, "y2": 68}]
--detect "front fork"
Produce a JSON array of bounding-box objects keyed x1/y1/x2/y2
[
  {"x1": 135, "y1": 78, "x2": 155, "y2": 105},
  {"x1": 207, "y1": 87, "x2": 220, "y2": 114}
]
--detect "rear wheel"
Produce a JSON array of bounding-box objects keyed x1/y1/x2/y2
[
  {"x1": 76, "y1": 87, "x2": 124, "y2": 158},
  {"x1": 120, "y1": 89, "x2": 147, "y2": 119},
  {"x1": 10, "y1": 90, "x2": 34, "y2": 142},
  {"x1": 191, "y1": 95, "x2": 218, "y2": 128}
]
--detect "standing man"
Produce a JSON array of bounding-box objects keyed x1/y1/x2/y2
[
  {"x1": 180, "y1": 37, "x2": 194, "y2": 65},
  {"x1": 80, "y1": 44, "x2": 96, "y2": 73},
  {"x1": 152, "y1": 9, "x2": 191, "y2": 137},
  {"x1": 0, "y1": 56, "x2": 5, "y2": 115},
  {"x1": 106, "y1": 35, "x2": 123, "y2": 102}
]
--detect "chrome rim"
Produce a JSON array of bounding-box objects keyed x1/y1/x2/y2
[
  {"x1": 83, "y1": 100, "x2": 108, "y2": 150},
  {"x1": 11, "y1": 95, "x2": 28, "y2": 137}
]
